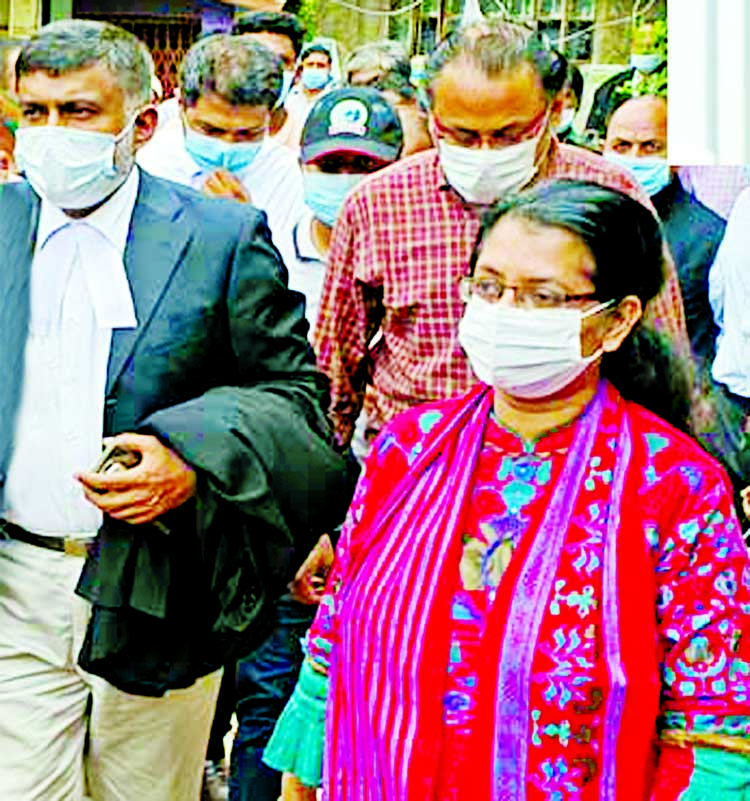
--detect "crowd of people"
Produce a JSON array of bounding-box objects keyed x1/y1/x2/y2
[{"x1": 0, "y1": 8, "x2": 748, "y2": 801}]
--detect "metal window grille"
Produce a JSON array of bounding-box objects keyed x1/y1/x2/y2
[{"x1": 75, "y1": 13, "x2": 201, "y2": 97}]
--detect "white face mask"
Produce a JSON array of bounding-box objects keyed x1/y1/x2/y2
[
  {"x1": 14, "y1": 117, "x2": 137, "y2": 210},
  {"x1": 437, "y1": 130, "x2": 543, "y2": 205},
  {"x1": 457, "y1": 295, "x2": 614, "y2": 399}
]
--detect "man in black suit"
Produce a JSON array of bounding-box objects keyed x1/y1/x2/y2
[
  {"x1": 0, "y1": 20, "x2": 349, "y2": 801},
  {"x1": 604, "y1": 95, "x2": 725, "y2": 363},
  {"x1": 603, "y1": 96, "x2": 750, "y2": 523}
]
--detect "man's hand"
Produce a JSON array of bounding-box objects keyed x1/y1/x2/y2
[
  {"x1": 76, "y1": 433, "x2": 197, "y2": 525},
  {"x1": 288, "y1": 534, "x2": 334, "y2": 605},
  {"x1": 202, "y1": 169, "x2": 252, "y2": 203},
  {"x1": 742, "y1": 486, "x2": 750, "y2": 520}
]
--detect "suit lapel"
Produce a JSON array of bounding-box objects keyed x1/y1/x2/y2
[
  {"x1": 0, "y1": 184, "x2": 39, "y2": 469},
  {"x1": 106, "y1": 170, "x2": 192, "y2": 394}
]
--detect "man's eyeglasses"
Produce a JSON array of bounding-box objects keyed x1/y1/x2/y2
[
  {"x1": 432, "y1": 106, "x2": 549, "y2": 150},
  {"x1": 458, "y1": 276, "x2": 600, "y2": 309}
]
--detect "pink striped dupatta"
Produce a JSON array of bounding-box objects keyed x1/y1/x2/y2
[{"x1": 324, "y1": 381, "x2": 647, "y2": 800}]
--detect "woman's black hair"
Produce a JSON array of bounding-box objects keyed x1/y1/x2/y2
[{"x1": 469, "y1": 179, "x2": 692, "y2": 431}]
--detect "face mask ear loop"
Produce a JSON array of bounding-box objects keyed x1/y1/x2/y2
[
  {"x1": 580, "y1": 298, "x2": 617, "y2": 320},
  {"x1": 114, "y1": 110, "x2": 143, "y2": 145}
]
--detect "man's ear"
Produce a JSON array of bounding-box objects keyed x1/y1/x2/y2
[
  {"x1": 601, "y1": 295, "x2": 643, "y2": 352},
  {"x1": 269, "y1": 105, "x2": 287, "y2": 137},
  {"x1": 133, "y1": 106, "x2": 159, "y2": 149}
]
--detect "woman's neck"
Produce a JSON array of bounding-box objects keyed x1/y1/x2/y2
[{"x1": 492, "y1": 365, "x2": 602, "y2": 443}]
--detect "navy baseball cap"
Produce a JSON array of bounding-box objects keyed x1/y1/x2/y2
[{"x1": 301, "y1": 86, "x2": 403, "y2": 164}]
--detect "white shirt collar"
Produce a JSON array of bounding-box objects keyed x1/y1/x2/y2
[
  {"x1": 36, "y1": 166, "x2": 140, "y2": 258},
  {"x1": 32, "y1": 167, "x2": 140, "y2": 333}
]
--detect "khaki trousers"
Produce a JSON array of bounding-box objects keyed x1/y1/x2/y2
[{"x1": 0, "y1": 538, "x2": 222, "y2": 801}]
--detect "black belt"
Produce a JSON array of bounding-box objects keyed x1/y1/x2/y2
[{"x1": 0, "y1": 519, "x2": 94, "y2": 558}]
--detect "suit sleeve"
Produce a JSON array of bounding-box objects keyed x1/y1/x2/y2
[{"x1": 138, "y1": 211, "x2": 356, "y2": 547}]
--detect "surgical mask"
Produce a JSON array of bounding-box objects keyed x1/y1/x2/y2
[
  {"x1": 457, "y1": 295, "x2": 614, "y2": 399},
  {"x1": 604, "y1": 152, "x2": 671, "y2": 197},
  {"x1": 303, "y1": 172, "x2": 364, "y2": 226},
  {"x1": 276, "y1": 71, "x2": 295, "y2": 109},
  {"x1": 301, "y1": 67, "x2": 330, "y2": 91},
  {"x1": 630, "y1": 53, "x2": 662, "y2": 74},
  {"x1": 556, "y1": 108, "x2": 576, "y2": 134},
  {"x1": 14, "y1": 117, "x2": 137, "y2": 210},
  {"x1": 184, "y1": 126, "x2": 264, "y2": 172},
  {"x1": 437, "y1": 131, "x2": 542, "y2": 205}
]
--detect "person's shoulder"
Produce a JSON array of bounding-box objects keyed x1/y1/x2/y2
[
  {"x1": 137, "y1": 170, "x2": 266, "y2": 234},
  {"x1": 0, "y1": 178, "x2": 35, "y2": 207},
  {"x1": 670, "y1": 179, "x2": 726, "y2": 238},
  {"x1": 623, "y1": 393, "x2": 731, "y2": 484},
  {"x1": 136, "y1": 120, "x2": 194, "y2": 182},
  {"x1": 0, "y1": 181, "x2": 37, "y2": 240},
  {"x1": 355, "y1": 148, "x2": 440, "y2": 197},
  {"x1": 370, "y1": 389, "x2": 485, "y2": 462},
  {"x1": 250, "y1": 139, "x2": 301, "y2": 174}
]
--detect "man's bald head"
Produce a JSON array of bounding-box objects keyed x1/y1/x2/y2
[{"x1": 604, "y1": 95, "x2": 667, "y2": 158}]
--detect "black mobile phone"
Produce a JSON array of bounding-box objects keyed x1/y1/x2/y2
[{"x1": 93, "y1": 442, "x2": 142, "y2": 475}]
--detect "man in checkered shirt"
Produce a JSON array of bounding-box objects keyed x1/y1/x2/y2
[{"x1": 313, "y1": 19, "x2": 689, "y2": 450}]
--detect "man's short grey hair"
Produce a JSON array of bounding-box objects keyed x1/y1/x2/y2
[
  {"x1": 425, "y1": 18, "x2": 567, "y2": 104},
  {"x1": 344, "y1": 40, "x2": 410, "y2": 82},
  {"x1": 15, "y1": 20, "x2": 152, "y2": 112},
  {"x1": 180, "y1": 35, "x2": 282, "y2": 110}
]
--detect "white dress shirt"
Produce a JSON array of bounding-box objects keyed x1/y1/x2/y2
[
  {"x1": 4, "y1": 169, "x2": 140, "y2": 536},
  {"x1": 137, "y1": 123, "x2": 304, "y2": 269},
  {"x1": 290, "y1": 208, "x2": 327, "y2": 336},
  {"x1": 709, "y1": 186, "x2": 750, "y2": 397}
]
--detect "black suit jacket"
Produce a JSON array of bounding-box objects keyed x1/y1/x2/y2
[
  {"x1": 0, "y1": 171, "x2": 356, "y2": 695},
  {"x1": 653, "y1": 176, "x2": 726, "y2": 363}
]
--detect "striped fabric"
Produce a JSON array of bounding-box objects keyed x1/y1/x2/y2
[
  {"x1": 326, "y1": 386, "x2": 622, "y2": 799},
  {"x1": 316, "y1": 382, "x2": 750, "y2": 799}
]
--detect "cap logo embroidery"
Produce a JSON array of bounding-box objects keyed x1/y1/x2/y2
[{"x1": 328, "y1": 99, "x2": 369, "y2": 137}]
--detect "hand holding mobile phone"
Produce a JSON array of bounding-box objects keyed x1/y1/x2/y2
[{"x1": 93, "y1": 441, "x2": 142, "y2": 475}]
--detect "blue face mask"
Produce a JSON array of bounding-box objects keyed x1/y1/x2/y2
[
  {"x1": 303, "y1": 172, "x2": 365, "y2": 226},
  {"x1": 301, "y1": 67, "x2": 330, "y2": 91},
  {"x1": 184, "y1": 126, "x2": 264, "y2": 172},
  {"x1": 604, "y1": 152, "x2": 671, "y2": 197}
]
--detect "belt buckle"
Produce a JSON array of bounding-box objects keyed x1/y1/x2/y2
[{"x1": 64, "y1": 538, "x2": 92, "y2": 558}]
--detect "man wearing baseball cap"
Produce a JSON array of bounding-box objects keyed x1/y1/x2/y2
[
  {"x1": 228, "y1": 87, "x2": 402, "y2": 801},
  {"x1": 287, "y1": 85, "x2": 404, "y2": 334}
]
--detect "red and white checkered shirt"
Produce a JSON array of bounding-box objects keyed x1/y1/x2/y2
[{"x1": 314, "y1": 141, "x2": 689, "y2": 447}]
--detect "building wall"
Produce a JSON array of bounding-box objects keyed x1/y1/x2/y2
[{"x1": 670, "y1": 0, "x2": 750, "y2": 163}]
